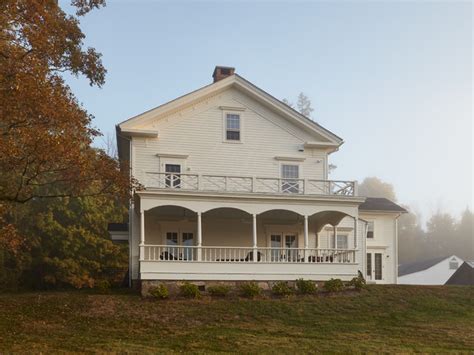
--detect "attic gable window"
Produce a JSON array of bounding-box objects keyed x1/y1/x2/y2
[
  {"x1": 225, "y1": 114, "x2": 241, "y2": 141},
  {"x1": 449, "y1": 259, "x2": 459, "y2": 270}
]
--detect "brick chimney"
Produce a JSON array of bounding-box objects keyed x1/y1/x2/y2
[{"x1": 212, "y1": 66, "x2": 235, "y2": 82}]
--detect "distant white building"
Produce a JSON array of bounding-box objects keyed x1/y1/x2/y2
[{"x1": 398, "y1": 255, "x2": 464, "y2": 285}]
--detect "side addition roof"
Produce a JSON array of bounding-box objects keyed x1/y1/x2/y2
[
  {"x1": 107, "y1": 223, "x2": 128, "y2": 232},
  {"x1": 359, "y1": 197, "x2": 408, "y2": 213}
]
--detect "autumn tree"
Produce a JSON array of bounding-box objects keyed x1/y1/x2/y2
[
  {"x1": 0, "y1": 0, "x2": 130, "y2": 204},
  {"x1": 0, "y1": 1, "x2": 133, "y2": 289}
]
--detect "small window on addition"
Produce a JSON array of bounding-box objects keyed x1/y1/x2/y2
[
  {"x1": 226, "y1": 113, "x2": 240, "y2": 141},
  {"x1": 367, "y1": 221, "x2": 374, "y2": 239},
  {"x1": 449, "y1": 260, "x2": 459, "y2": 270}
]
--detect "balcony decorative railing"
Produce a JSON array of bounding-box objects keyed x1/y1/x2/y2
[
  {"x1": 141, "y1": 245, "x2": 357, "y2": 264},
  {"x1": 145, "y1": 172, "x2": 356, "y2": 196}
]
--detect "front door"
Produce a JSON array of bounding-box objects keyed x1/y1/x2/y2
[
  {"x1": 270, "y1": 234, "x2": 298, "y2": 262},
  {"x1": 165, "y1": 231, "x2": 194, "y2": 260},
  {"x1": 366, "y1": 251, "x2": 384, "y2": 283}
]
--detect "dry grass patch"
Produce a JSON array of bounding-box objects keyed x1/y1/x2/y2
[{"x1": 0, "y1": 286, "x2": 472, "y2": 353}]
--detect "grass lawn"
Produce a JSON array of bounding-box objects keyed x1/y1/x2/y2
[{"x1": 0, "y1": 285, "x2": 473, "y2": 353}]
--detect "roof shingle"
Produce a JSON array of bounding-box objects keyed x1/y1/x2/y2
[{"x1": 359, "y1": 197, "x2": 408, "y2": 213}]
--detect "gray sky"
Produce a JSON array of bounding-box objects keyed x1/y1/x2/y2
[{"x1": 63, "y1": 1, "x2": 472, "y2": 221}]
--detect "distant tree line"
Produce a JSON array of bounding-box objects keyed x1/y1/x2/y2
[{"x1": 359, "y1": 177, "x2": 473, "y2": 264}]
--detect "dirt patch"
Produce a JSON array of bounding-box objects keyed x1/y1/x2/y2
[{"x1": 84, "y1": 295, "x2": 120, "y2": 318}]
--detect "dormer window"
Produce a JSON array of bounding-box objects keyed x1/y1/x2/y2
[{"x1": 225, "y1": 114, "x2": 241, "y2": 141}]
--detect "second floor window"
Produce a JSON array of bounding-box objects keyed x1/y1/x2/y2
[
  {"x1": 225, "y1": 114, "x2": 240, "y2": 141},
  {"x1": 281, "y1": 164, "x2": 300, "y2": 193},
  {"x1": 367, "y1": 221, "x2": 374, "y2": 239}
]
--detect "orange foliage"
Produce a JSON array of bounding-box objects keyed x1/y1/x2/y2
[{"x1": 0, "y1": 0, "x2": 132, "y2": 203}]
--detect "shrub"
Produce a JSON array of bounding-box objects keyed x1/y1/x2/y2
[
  {"x1": 324, "y1": 278, "x2": 345, "y2": 292},
  {"x1": 149, "y1": 284, "x2": 169, "y2": 299},
  {"x1": 295, "y1": 279, "x2": 317, "y2": 294},
  {"x1": 95, "y1": 280, "x2": 110, "y2": 294},
  {"x1": 239, "y1": 282, "x2": 262, "y2": 298},
  {"x1": 272, "y1": 281, "x2": 294, "y2": 296},
  {"x1": 207, "y1": 285, "x2": 231, "y2": 297},
  {"x1": 348, "y1": 274, "x2": 366, "y2": 290},
  {"x1": 179, "y1": 282, "x2": 201, "y2": 299}
]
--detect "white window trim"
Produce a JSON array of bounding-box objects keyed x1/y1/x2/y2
[
  {"x1": 159, "y1": 157, "x2": 187, "y2": 173},
  {"x1": 266, "y1": 231, "x2": 299, "y2": 248},
  {"x1": 335, "y1": 233, "x2": 349, "y2": 249},
  {"x1": 222, "y1": 110, "x2": 243, "y2": 143},
  {"x1": 162, "y1": 229, "x2": 196, "y2": 245},
  {"x1": 367, "y1": 220, "x2": 375, "y2": 239},
  {"x1": 279, "y1": 161, "x2": 302, "y2": 179}
]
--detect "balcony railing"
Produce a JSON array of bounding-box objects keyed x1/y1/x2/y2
[
  {"x1": 141, "y1": 245, "x2": 357, "y2": 264},
  {"x1": 145, "y1": 172, "x2": 356, "y2": 196}
]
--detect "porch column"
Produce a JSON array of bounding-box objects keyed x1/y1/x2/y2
[
  {"x1": 139, "y1": 209, "x2": 145, "y2": 260},
  {"x1": 304, "y1": 215, "x2": 309, "y2": 262},
  {"x1": 353, "y1": 217, "x2": 358, "y2": 263},
  {"x1": 333, "y1": 225, "x2": 337, "y2": 248},
  {"x1": 353, "y1": 217, "x2": 358, "y2": 248},
  {"x1": 252, "y1": 214, "x2": 258, "y2": 262},
  {"x1": 197, "y1": 212, "x2": 202, "y2": 261}
]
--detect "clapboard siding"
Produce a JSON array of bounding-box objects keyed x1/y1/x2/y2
[
  {"x1": 131, "y1": 88, "x2": 329, "y2": 184},
  {"x1": 361, "y1": 212, "x2": 397, "y2": 284}
]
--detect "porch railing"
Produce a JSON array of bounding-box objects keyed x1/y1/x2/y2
[
  {"x1": 145, "y1": 172, "x2": 356, "y2": 196},
  {"x1": 141, "y1": 245, "x2": 357, "y2": 263}
]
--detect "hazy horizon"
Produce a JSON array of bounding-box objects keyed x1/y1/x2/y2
[{"x1": 62, "y1": 1, "x2": 473, "y2": 223}]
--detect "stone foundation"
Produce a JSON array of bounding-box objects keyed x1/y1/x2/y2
[{"x1": 140, "y1": 279, "x2": 325, "y2": 297}]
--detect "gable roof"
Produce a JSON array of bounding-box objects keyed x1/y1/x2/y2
[
  {"x1": 359, "y1": 197, "x2": 408, "y2": 213},
  {"x1": 445, "y1": 261, "x2": 474, "y2": 285},
  {"x1": 398, "y1": 255, "x2": 461, "y2": 276},
  {"x1": 117, "y1": 73, "x2": 343, "y2": 147}
]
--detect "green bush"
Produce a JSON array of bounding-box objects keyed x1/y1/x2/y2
[
  {"x1": 295, "y1": 279, "x2": 317, "y2": 294},
  {"x1": 179, "y1": 282, "x2": 201, "y2": 299},
  {"x1": 348, "y1": 275, "x2": 366, "y2": 290},
  {"x1": 95, "y1": 279, "x2": 110, "y2": 294},
  {"x1": 207, "y1": 285, "x2": 231, "y2": 297},
  {"x1": 272, "y1": 281, "x2": 294, "y2": 296},
  {"x1": 149, "y1": 284, "x2": 169, "y2": 299},
  {"x1": 239, "y1": 282, "x2": 262, "y2": 298},
  {"x1": 324, "y1": 278, "x2": 345, "y2": 292}
]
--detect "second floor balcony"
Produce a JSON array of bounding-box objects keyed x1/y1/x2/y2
[{"x1": 144, "y1": 172, "x2": 357, "y2": 197}]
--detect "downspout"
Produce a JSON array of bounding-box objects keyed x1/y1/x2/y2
[
  {"x1": 128, "y1": 137, "x2": 133, "y2": 288},
  {"x1": 359, "y1": 219, "x2": 369, "y2": 280},
  {"x1": 394, "y1": 213, "x2": 401, "y2": 285}
]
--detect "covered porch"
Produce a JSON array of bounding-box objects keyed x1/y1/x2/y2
[{"x1": 135, "y1": 191, "x2": 365, "y2": 281}]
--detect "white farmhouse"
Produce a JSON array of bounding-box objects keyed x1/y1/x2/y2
[{"x1": 111, "y1": 66, "x2": 407, "y2": 290}]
